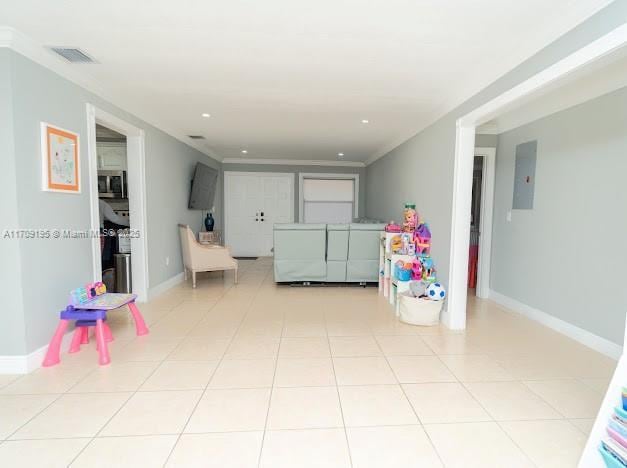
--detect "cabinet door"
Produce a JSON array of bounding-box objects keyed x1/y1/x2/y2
[{"x1": 97, "y1": 143, "x2": 127, "y2": 170}]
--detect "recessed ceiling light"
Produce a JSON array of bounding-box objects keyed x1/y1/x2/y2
[
  {"x1": 201, "y1": 113, "x2": 211, "y2": 118},
  {"x1": 361, "y1": 119, "x2": 369, "y2": 124},
  {"x1": 337, "y1": 152, "x2": 344, "y2": 157},
  {"x1": 241, "y1": 150, "x2": 248, "y2": 154}
]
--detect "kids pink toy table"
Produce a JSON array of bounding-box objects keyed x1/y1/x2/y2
[{"x1": 43, "y1": 293, "x2": 149, "y2": 367}]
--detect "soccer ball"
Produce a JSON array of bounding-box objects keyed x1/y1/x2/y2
[{"x1": 426, "y1": 282, "x2": 446, "y2": 301}]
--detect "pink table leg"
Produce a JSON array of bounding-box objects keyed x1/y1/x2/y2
[
  {"x1": 95, "y1": 319, "x2": 111, "y2": 366},
  {"x1": 128, "y1": 301, "x2": 149, "y2": 336},
  {"x1": 42, "y1": 319, "x2": 69, "y2": 367},
  {"x1": 80, "y1": 327, "x2": 90, "y2": 344},
  {"x1": 103, "y1": 322, "x2": 114, "y2": 342},
  {"x1": 68, "y1": 327, "x2": 83, "y2": 353}
]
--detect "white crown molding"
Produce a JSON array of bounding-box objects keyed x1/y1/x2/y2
[
  {"x1": 0, "y1": 26, "x2": 222, "y2": 163},
  {"x1": 222, "y1": 158, "x2": 365, "y2": 168}
]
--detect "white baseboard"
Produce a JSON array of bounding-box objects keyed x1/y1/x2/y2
[
  {"x1": 0, "y1": 332, "x2": 74, "y2": 375},
  {"x1": 147, "y1": 272, "x2": 185, "y2": 301},
  {"x1": 489, "y1": 289, "x2": 623, "y2": 360}
]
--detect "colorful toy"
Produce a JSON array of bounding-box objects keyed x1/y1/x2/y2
[
  {"x1": 420, "y1": 256, "x2": 437, "y2": 283},
  {"x1": 401, "y1": 233, "x2": 413, "y2": 254},
  {"x1": 426, "y1": 282, "x2": 446, "y2": 301},
  {"x1": 411, "y1": 258, "x2": 422, "y2": 280},
  {"x1": 395, "y1": 261, "x2": 412, "y2": 281},
  {"x1": 414, "y1": 223, "x2": 432, "y2": 256},
  {"x1": 385, "y1": 221, "x2": 401, "y2": 233},
  {"x1": 43, "y1": 286, "x2": 149, "y2": 368},
  {"x1": 402, "y1": 204, "x2": 417, "y2": 233},
  {"x1": 390, "y1": 235, "x2": 403, "y2": 253}
]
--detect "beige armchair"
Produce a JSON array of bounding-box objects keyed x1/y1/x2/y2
[{"x1": 178, "y1": 224, "x2": 238, "y2": 287}]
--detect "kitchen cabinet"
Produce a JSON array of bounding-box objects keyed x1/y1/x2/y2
[{"x1": 97, "y1": 142, "x2": 127, "y2": 171}]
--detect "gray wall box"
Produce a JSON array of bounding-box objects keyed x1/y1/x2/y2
[{"x1": 512, "y1": 140, "x2": 537, "y2": 209}]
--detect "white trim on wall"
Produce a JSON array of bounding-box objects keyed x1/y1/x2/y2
[
  {"x1": 0, "y1": 332, "x2": 74, "y2": 374},
  {"x1": 86, "y1": 104, "x2": 149, "y2": 302},
  {"x1": 446, "y1": 24, "x2": 627, "y2": 331},
  {"x1": 222, "y1": 158, "x2": 365, "y2": 168},
  {"x1": 474, "y1": 147, "x2": 496, "y2": 299},
  {"x1": 489, "y1": 290, "x2": 623, "y2": 359},
  {"x1": 298, "y1": 173, "x2": 360, "y2": 223}
]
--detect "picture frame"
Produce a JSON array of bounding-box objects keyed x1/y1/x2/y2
[{"x1": 41, "y1": 122, "x2": 80, "y2": 193}]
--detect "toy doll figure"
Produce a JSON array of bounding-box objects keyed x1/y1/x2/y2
[{"x1": 402, "y1": 204, "x2": 417, "y2": 233}]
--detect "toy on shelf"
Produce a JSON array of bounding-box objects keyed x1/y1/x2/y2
[
  {"x1": 402, "y1": 204, "x2": 418, "y2": 233},
  {"x1": 411, "y1": 258, "x2": 423, "y2": 280},
  {"x1": 419, "y1": 256, "x2": 437, "y2": 283},
  {"x1": 394, "y1": 260, "x2": 412, "y2": 281},
  {"x1": 385, "y1": 221, "x2": 401, "y2": 233},
  {"x1": 390, "y1": 235, "x2": 403, "y2": 254},
  {"x1": 426, "y1": 282, "x2": 446, "y2": 301},
  {"x1": 414, "y1": 223, "x2": 432, "y2": 256}
]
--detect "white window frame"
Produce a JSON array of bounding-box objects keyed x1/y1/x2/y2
[{"x1": 298, "y1": 173, "x2": 359, "y2": 223}]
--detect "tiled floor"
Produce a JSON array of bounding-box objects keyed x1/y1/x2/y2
[{"x1": 0, "y1": 258, "x2": 615, "y2": 467}]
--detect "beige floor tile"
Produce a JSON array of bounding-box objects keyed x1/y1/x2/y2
[
  {"x1": 260, "y1": 428, "x2": 351, "y2": 468},
  {"x1": 500, "y1": 420, "x2": 586, "y2": 468},
  {"x1": 185, "y1": 388, "x2": 271, "y2": 432},
  {"x1": 72, "y1": 435, "x2": 178, "y2": 468},
  {"x1": 12, "y1": 392, "x2": 130, "y2": 439},
  {"x1": 115, "y1": 338, "x2": 181, "y2": 362},
  {"x1": 100, "y1": 390, "x2": 202, "y2": 436},
  {"x1": 387, "y1": 356, "x2": 456, "y2": 383},
  {"x1": 333, "y1": 357, "x2": 396, "y2": 385},
  {"x1": 403, "y1": 383, "x2": 490, "y2": 424},
  {"x1": 329, "y1": 336, "x2": 382, "y2": 357},
  {"x1": 209, "y1": 359, "x2": 276, "y2": 388},
  {"x1": 69, "y1": 362, "x2": 159, "y2": 393},
  {"x1": 279, "y1": 337, "x2": 331, "y2": 358},
  {"x1": 1, "y1": 367, "x2": 93, "y2": 395},
  {"x1": 494, "y1": 355, "x2": 574, "y2": 380},
  {"x1": 425, "y1": 422, "x2": 534, "y2": 468},
  {"x1": 140, "y1": 361, "x2": 218, "y2": 390},
  {"x1": 282, "y1": 321, "x2": 327, "y2": 337},
  {"x1": 338, "y1": 384, "x2": 418, "y2": 426},
  {"x1": 375, "y1": 335, "x2": 433, "y2": 356},
  {"x1": 0, "y1": 394, "x2": 58, "y2": 439},
  {"x1": 274, "y1": 358, "x2": 336, "y2": 387},
  {"x1": 0, "y1": 374, "x2": 20, "y2": 389},
  {"x1": 422, "y1": 334, "x2": 486, "y2": 355},
  {"x1": 569, "y1": 418, "x2": 595, "y2": 435},
  {"x1": 167, "y1": 432, "x2": 263, "y2": 468},
  {"x1": 464, "y1": 381, "x2": 563, "y2": 420},
  {"x1": 0, "y1": 438, "x2": 89, "y2": 468},
  {"x1": 439, "y1": 355, "x2": 515, "y2": 382},
  {"x1": 267, "y1": 386, "x2": 343, "y2": 430},
  {"x1": 523, "y1": 379, "x2": 603, "y2": 418},
  {"x1": 326, "y1": 321, "x2": 372, "y2": 337},
  {"x1": 225, "y1": 336, "x2": 280, "y2": 359},
  {"x1": 167, "y1": 338, "x2": 231, "y2": 361},
  {"x1": 347, "y1": 425, "x2": 443, "y2": 468}
]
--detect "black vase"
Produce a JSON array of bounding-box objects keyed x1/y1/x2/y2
[{"x1": 204, "y1": 213, "x2": 215, "y2": 232}]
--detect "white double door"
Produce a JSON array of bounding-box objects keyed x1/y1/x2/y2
[{"x1": 224, "y1": 172, "x2": 294, "y2": 257}]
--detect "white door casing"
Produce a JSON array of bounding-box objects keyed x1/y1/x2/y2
[{"x1": 224, "y1": 172, "x2": 294, "y2": 257}]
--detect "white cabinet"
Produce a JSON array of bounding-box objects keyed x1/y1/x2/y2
[{"x1": 97, "y1": 142, "x2": 127, "y2": 171}]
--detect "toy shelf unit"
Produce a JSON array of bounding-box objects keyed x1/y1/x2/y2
[
  {"x1": 579, "y1": 316, "x2": 627, "y2": 468},
  {"x1": 379, "y1": 232, "x2": 414, "y2": 310}
]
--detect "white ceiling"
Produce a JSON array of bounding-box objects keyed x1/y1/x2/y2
[{"x1": 0, "y1": 0, "x2": 612, "y2": 163}]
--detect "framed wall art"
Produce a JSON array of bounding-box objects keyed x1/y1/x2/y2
[{"x1": 41, "y1": 122, "x2": 80, "y2": 193}]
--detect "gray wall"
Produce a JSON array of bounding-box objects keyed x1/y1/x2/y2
[
  {"x1": 366, "y1": 0, "x2": 627, "y2": 294},
  {"x1": 0, "y1": 49, "x2": 27, "y2": 355},
  {"x1": 476, "y1": 134, "x2": 499, "y2": 148},
  {"x1": 221, "y1": 163, "x2": 367, "y2": 221},
  {"x1": 1, "y1": 49, "x2": 221, "y2": 355},
  {"x1": 492, "y1": 87, "x2": 627, "y2": 345}
]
